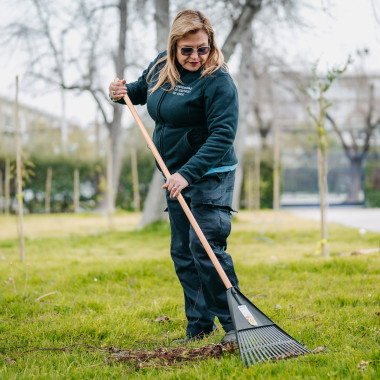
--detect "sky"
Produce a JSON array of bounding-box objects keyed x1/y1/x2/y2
[
  {"x1": 0, "y1": 0, "x2": 379, "y2": 128},
  {"x1": 276, "y1": 0, "x2": 380, "y2": 72}
]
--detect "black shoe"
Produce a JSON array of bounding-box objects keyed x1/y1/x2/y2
[{"x1": 221, "y1": 330, "x2": 237, "y2": 345}]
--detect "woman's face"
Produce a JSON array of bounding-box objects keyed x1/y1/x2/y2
[{"x1": 176, "y1": 29, "x2": 210, "y2": 72}]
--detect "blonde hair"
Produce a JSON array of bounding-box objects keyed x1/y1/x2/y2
[{"x1": 148, "y1": 10, "x2": 227, "y2": 93}]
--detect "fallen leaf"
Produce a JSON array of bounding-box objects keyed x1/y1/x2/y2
[
  {"x1": 358, "y1": 360, "x2": 369, "y2": 371},
  {"x1": 274, "y1": 304, "x2": 282, "y2": 310},
  {"x1": 375, "y1": 312, "x2": 380, "y2": 317},
  {"x1": 4, "y1": 357, "x2": 16, "y2": 365},
  {"x1": 312, "y1": 346, "x2": 326, "y2": 354},
  {"x1": 154, "y1": 315, "x2": 170, "y2": 322},
  {"x1": 274, "y1": 351, "x2": 299, "y2": 360},
  {"x1": 351, "y1": 251, "x2": 365, "y2": 255}
]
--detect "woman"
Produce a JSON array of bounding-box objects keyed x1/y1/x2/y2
[{"x1": 109, "y1": 9, "x2": 239, "y2": 344}]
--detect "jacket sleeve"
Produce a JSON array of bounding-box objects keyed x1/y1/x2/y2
[
  {"x1": 115, "y1": 51, "x2": 166, "y2": 106},
  {"x1": 178, "y1": 72, "x2": 239, "y2": 184}
]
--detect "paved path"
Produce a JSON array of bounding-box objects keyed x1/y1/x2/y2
[{"x1": 288, "y1": 207, "x2": 380, "y2": 233}]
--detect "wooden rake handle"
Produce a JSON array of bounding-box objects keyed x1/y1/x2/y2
[{"x1": 123, "y1": 94, "x2": 233, "y2": 290}]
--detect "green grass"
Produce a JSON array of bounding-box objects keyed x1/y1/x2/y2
[{"x1": 0, "y1": 210, "x2": 379, "y2": 379}]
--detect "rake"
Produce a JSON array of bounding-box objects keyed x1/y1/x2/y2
[{"x1": 122, "y1": 92, "x2": 311, "y2": 366}]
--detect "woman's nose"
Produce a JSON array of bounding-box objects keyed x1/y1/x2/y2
[{"x1": 190, "y1": 50, "x2": 199, "y2": 58}]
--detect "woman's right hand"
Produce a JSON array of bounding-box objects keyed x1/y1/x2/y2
[{"x1": 109, "y1": 77, "x2": 127, "y2": 100}]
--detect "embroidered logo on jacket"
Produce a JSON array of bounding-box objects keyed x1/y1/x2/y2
[{"x1": 172, "y1": 85, "x2": 192, "y2": 96}]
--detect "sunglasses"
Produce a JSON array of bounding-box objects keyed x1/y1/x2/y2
[{"x1": 179, "y1": 46, "x2": 210, "y2": 56}]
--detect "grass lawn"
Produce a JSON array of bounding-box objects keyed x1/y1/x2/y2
[{"x1": 0, "y1": 210, "x2": 379, "y2": 379}]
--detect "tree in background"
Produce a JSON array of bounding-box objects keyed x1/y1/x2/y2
[
  {"x1": 1, "y1": 0, "x2": 133, "y2": 213},
  {"x1": 305, "y1": 60, "x2": 350, "y2": 257},
  {"x1": 325, "y1": 51, "x2": 380, "y2": 203},
  {"x1": 137, "y1": 0, "x2": 170, "y2": 228}
]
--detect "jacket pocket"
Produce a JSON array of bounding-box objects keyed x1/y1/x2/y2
[
  {"x1": 192, "y1": 171, "x2": 236, "y2": 206},
  {"x1": 164, "y1": 130, "x2": 197, "y2": 169}
]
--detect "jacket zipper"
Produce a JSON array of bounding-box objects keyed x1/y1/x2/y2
[{"x1": 156, "y1": 88, "x2": 168, "y2": 161}]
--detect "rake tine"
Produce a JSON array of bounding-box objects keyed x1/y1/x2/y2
[
  {"x1": 270, "y1": 327, "x2": 309, "y2": 354},
  {"x1": 246, "y1": 330, "x2": 268, "y2": 362},
  {"x1": 253, "y1": 330, "x2": 275, "y2": 362},
  {"x1": 266, "y1": 328, "x2": 297, "y2": 355},
  {"x1": 274, "y1": 329, "x2": 305, "y2": 349},
  {"x1": 255, "y1": 327, "x2": 285, "y2": 358},
  {"x1": 251, "y1": 330, "x2": 274, "y2": 361},
  {"x1": 269, "y1": 328, "x2": 308, "y2": 357},
  {"x1": 239, "y1": 333, "x2": 256, "y2": 365},
  {"x1": 264, "y1": 337, "x2": 289, "y2": 359},
  {"x1": 246, "y1": 332, "x2": 265, "y2": 363},
  {"x1": 244, "y1": 328, "x2": 275, "y2": 362},
  {"x1": 256, "y1": 328, "x2": 283, "y2": 358},
  {"x1": 269, "y1": 337, "x2": 302, "y2": 357},
  {"x1": 237, "y1": 332, "x2": 249, "y2": 365},
  {"x1": 261, "y1": 326, "x2": 308, "y2": 359},
  {"x1": 252, "y1": 342, "x2": 268, "y2": 362},
  {"x1": 241, "y1": 332, "x2": 260, "y2": 364}
]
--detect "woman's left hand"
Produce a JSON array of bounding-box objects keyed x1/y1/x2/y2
[{"x1": 162, "y1": 173, "x2": 189, "y2": 198}]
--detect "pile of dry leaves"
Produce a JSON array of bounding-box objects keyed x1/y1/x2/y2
[{"x1": 108, "y1": 343, "x2": 237, "y2": 368}]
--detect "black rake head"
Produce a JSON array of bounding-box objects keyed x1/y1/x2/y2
[
  {"x1": 237, "y1": 325, "x2": 311, "y2": 366},
  {"x1": 227, "y1": 287, "x2": 311, "y2": 366}
]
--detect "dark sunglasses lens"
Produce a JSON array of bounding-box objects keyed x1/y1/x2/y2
[
  {"x1": 181, "y1": 47, "x2": 193, "y2": 56},
  {"x1": 180, "y1": 47, "x2": 210, "y2": 56},
  {"x1": 197, "y1": 47, "x2": 210, "y2": 55}
]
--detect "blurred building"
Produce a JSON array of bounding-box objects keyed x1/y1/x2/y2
[
  {"x1": 0, "y1": 95, "x2": 62, "y2": 140},
  {"x1": 0, "y1": 95, "x2": 104, "y2": 157}
]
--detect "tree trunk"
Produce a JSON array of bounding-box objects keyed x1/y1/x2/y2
[
  {"x1": 232, "y1": 28, "x2": 255, "y2": 210},
  {"x1": 14, "y1": 76, "x2": 25, "y2": 263},
  {"x1": 138, "y1": 0, "x2": 170, "y2": 228},
  {"x1": 222, "y1": 0, "x2": 262, "y2": 62},
  {"x1": 112, "y1": 0, "x2": 128, "y2": 208},
  {"x1": 154, "y1": 0, "x2": 169, "y2": 51},
  {"x1": 318, "y1": 145, "x2": 329, "y2": 257},
  {"x1": 96, "y1": 0, "x2": 128, "y2": 214},
  {"x1": 253, "y1": 150, "x2": 261, "y2": 210},
  {"x1": 346, "y1": 156, "x2": 364, "y2": 203},
  {"x1": 5, "y1": 158, "x2": 10, "y2": 214},
  {"x1": 131, "y1": 148, "x2": 140, "y2": 212},
  {"x1": 45, "y1": 167, "x2": 52, "y2": 214},
  {"x1": 138, "y1": 169, "x2": 166, "y2": 229},
  {"x1": 60, "y1": 88, "x2": 68, "y2": 151},
  {"x1": 244, "y1": 163, "x2": 253, "y2": 209},
  {"x1": 74, "y1": 169, "x2": 80, "y2": 213},
  {"x1": 96, "y1": 99, "x2": 124, "y2": 214},
  {"x1": 273, "y1": 122, "x2": 280, "y2": 210},
  {"x1": 107, "y1": 134, "x2": 114, "y2": 229},
  {"x1": 318, "y1": 84, "x2": 329, "y2": 258},
  {"x1": 0, "y1": 170, "x2": 3, "y2": 213}
]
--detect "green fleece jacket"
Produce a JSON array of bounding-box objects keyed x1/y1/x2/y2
[{"x1": 119, "y1": 52, "x2": 239, "y2": 185}]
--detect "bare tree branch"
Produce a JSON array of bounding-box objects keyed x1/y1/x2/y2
[
  {"x1": 371, "y1": 0, "x2": 380, "y2": 25},
  {"x1": 222, "y1": 0, "x2": 262, "y2": 62},
  {"x1": 325, "y1": 112, "x2": 350, "y2": 154}
]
